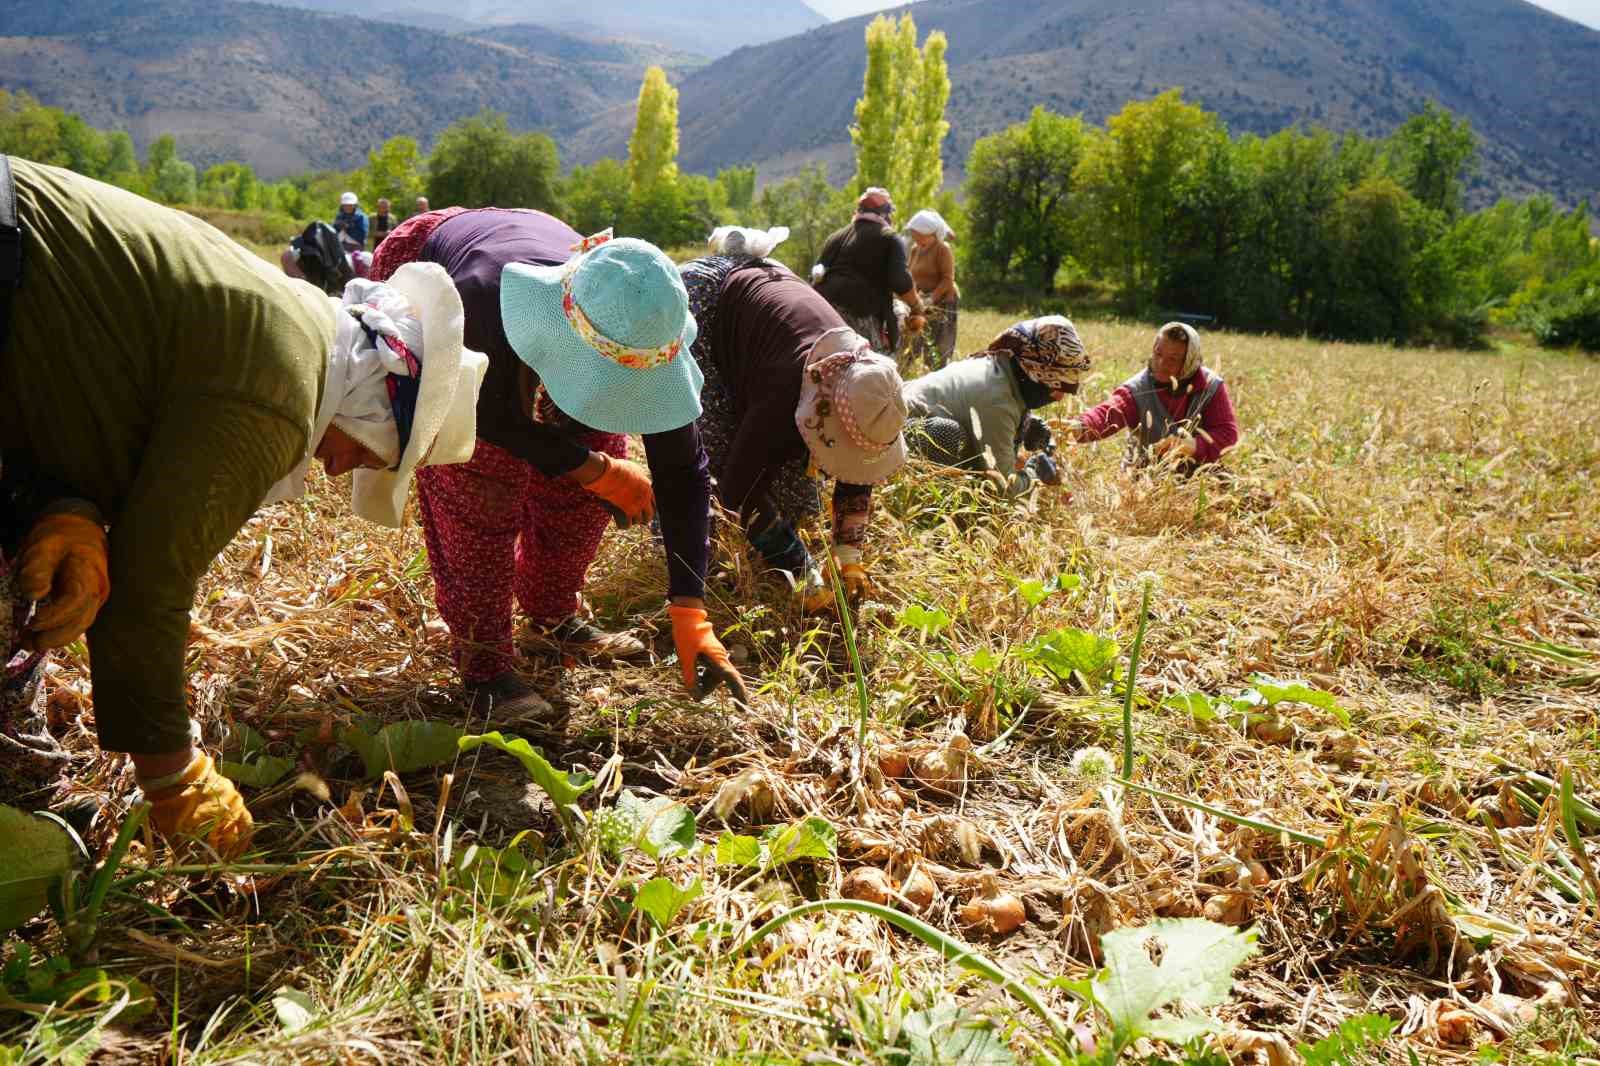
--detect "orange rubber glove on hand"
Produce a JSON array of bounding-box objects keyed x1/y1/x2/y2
[
  {"x1": 668, "y1": 605, "x2": 749, "y2": 704},
  {"x1": 17, "y1": 511, "x2": 110, "y2": 651},
  {"x1": 581, "y1": 454, "x2": 655, "y2": 528},
  {"x1": 141, "y1": 753, "x2": 254, "y2": 860}
]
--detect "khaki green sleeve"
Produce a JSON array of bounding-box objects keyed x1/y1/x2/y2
[{"x1": 88, "y1": 398, "x2": 306, "y2": 754}]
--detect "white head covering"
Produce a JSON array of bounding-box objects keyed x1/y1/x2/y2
[
  {"x1": 262, "y1": 262, "x2": 488, "y2": 526},
  {"x1": 707, "y1": 225, "x2": 790, "y2": 259},
  {"x1": 905, "y1": 209, "x2": 954, "y2": 242},
  {"x1": 1154, "y1": 321, "x2": 1203, "y2": 381}
]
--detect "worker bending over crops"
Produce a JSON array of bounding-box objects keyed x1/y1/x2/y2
[
  {"x1": 0, "y1": 157, "x2": 486, "y2": 856},
  {"x1": 902, "y1": 315, "x2": 1091, "y2": 496},
  {"x1": 679, "y1": 249, "x2": 909, "y2": 614},
  {"x1": 370, "y1": 211, "x2": 749, "y2": 709},
  {"x1": 1065, "y1": 322, "x2": 1238, "y2": 469}
]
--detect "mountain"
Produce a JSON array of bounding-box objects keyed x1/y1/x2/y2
[
  {"x1": 567, "y1": 0, "x2": 1600, "y2": 206},
  {"x1": 0, "y1": 0, "x2": 692, "y2": 177},
  {"x1": 271, "y1": 0, "x2": 829, "y2": 57}
]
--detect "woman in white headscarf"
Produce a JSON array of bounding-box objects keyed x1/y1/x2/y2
[
  {"x1": 1, "y1": 157, "x2": 485, "y2": 856},
  {"x1": 903, "y1": 209, "x2": 960, "y2": 369}
]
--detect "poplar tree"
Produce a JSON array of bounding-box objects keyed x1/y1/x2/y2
[
  {"x1": 628, "y1": 66, "x2": 680, "y2": 199},
  {"x1": 848, "y1": 14, "x2": 951, "y2": 209}
]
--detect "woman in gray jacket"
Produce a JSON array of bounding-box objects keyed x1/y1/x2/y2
[{"x1": 901, "y1": 316, "x2": 1090, "y2": 496}]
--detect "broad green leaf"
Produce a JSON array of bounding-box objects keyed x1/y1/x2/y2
[
  {"x1": 764, "y1": 816, "x2": 837, "y2": 866},
  {"x1": 1014, "y1": 578, "x2": 1052, "y2": 609},
  {"x1": 1091, "y1": 918, "x2": 1258, "y2": 1045},
  {"x1": 26, "y1": 1021, "x2": 100, "y2": 1066},
  {"x1": 225, "y1": 723, "x2": 270, "y2": 760},
  {"x1": 898, "y1": 604, "x2": 952, "y2": 636},
  {"x1": 0, "y1": 804, "x2": 79, "y2": 932},
  {"x1": 634, "y1": 876, "x2": 703, "y2": 929},
  {"x1": 968, "y1": 648, "x2": 1003, "y2": 673},
  {"x1": 1246, "y1": 676, "x2": 1351, "y2": 726},
  {"x1": 1141, "y1": 1014, "x2": 1221, "y2": 1045},
  {"x1": 616, "y1": 791, "x2": 696, "y2": 859},
  {"x1": 902, "y1": 1005, "x2": 1017, "y2": 1065},
  {"x1": 457, "y1": 731, "x2": 593, "y2": 808},
  {"x1": 219, "y1": 755, "x2": 296, "y2": 789},
  {"x1": 715, "y1": 832, "x2": 762, "y2": 868},
  {"x1": 1024, "y1": 627, "x2": 1120, "y2": 689},
  {"x1": 273, "y1": 987, "x2": 317, "y2": 1033},
  {"x1": 453, "y1": 832, "x2": 541, "y2": 902},
  {"x1": 343, "y1": 720, "x2": 462, "y2": 779},
  {"x1": 1164, "y1": 692, "x2": 1219, "y2": 722}
]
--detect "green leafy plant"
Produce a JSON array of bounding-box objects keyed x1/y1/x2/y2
[
  {"x1": 344, "y1": 719, "x2": 462, "y2": 779},
  {"x1": 633, "y1": 876, "x2": 704, "y2": 930},
  {"x1": 457, "y1": 731, "x2": 595, "y2": 832},
  {"x1": 900, "y1": 1004, "x2": 1016, "y2": 1065},
  {"x1": 715, "y1": 816, "x2": 837, "y2": 871},
  {"x1": 0, "y1": 804, "x2": 82, "y2": 932},
  {"x1": 1022, "y1": 627, "x2": 1120, "y2": 691},
  {"x1": 1063, "y1": 918, "x2": 1259, "y2": 1060},
  {"x1": 218, "y1": 723, "x2": 295, "y2": 788},
  {"x1": 1298, "y1": 1012, "x2": 1398, "y2": 1066}
]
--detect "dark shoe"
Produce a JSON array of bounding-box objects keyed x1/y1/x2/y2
[
  {"x1": 522, "y1": 616, "x2": 648, "y2": 663},
  {"x1": 466, "y1": 673, "x2": 554, "y2": 721}
]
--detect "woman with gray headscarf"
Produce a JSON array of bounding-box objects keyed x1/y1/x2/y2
[
  {"x1": 903, "y1": 209, "x2": 960, "y2": 369},
  {"x1": 1065, "y1": 322, "x2": 1239, "y2": 469}
]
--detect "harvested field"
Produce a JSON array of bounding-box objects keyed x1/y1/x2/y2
[{"x1": 5, "y1": 314, "x2": 1599, "y2": 1064}]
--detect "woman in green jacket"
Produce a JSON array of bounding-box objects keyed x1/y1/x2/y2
[{"x1": 0, "y1": 158, "x2": 485, "y2": 856}]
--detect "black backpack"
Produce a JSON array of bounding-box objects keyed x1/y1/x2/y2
[{"x1": 291, "y1": 220, "x2": 354, "y2": 295}]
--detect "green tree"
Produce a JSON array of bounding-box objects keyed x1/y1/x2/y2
[
  {"x1": 1386, "y1": 101, "x2": 1477, "y2": 220},
  {"x1": 427, "y1": 110, "x2": 561, "y2": 212},
  {"x1": 963, "y1": 106, "x2": 1093, "y2": 295},
  {"x1": 847, "y1": 14, "x2": 951, "y2": 210},
  {"x1": 1075, "y1": 89, "x2": 1227, "y2": 302},
  {"x1": 628, "y1": 66, "x2": 680, "y2": 200},
  {"x1": 359, "y1": 135, "x2": 423, "y2": 208},
  {"x1": 102, "y1": 130, "x2": 140, "y2": 190},
  {"x1": 754, "y1": 164, "x2": 850, "y2": 275},
  {"x1": 716, "y1": 165, "x2": 757, "y2": 214},
  {"x1": 1326, "y1": 177, "x2": 1428, "y2": 341},
  {"x1": 565, "y1": 158, "x2": 631, "y2": 237}
]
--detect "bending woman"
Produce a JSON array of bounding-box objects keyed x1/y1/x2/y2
[
  {"x1": 371, "y1": 211, "x2": 748, "y2": 708},
  {"x1": 2, "y1": 158, "x2": 485, "y2": 854},
  {"x1": 681, "y1": 251, "x2": 908, "y2": 610},
  {"x1": 903, "y1": 316, "x2": 1091, "y2": 496}
]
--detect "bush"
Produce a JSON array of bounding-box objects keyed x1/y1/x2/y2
[{"x1": 1520, "y1": 261, "x2": 1600, "y2": 352}]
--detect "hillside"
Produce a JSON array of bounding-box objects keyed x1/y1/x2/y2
[
  {"x1": 0, "y1": 0, "x2": 691, "y2": 176},
  {"x1": 272, "y1": 0, "x2": 828, "y2": 56},
  {"x1": 569, "y1": 0, "x2": 1600, "y2": 206}
]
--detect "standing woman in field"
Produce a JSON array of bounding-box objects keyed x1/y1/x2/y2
[
  {"x1": 903, "y1": 209, "x2": 960, "y2": 369},
  {"x1": 813, "y1": 187, "x2": 926, "y2": 356},
  {"x1": 369, "y1": 210, "x2": 749, "y2": 710},
  {"x1": 681, "y1": 248, "x2": 909, "y2": 612},
  {"x1": 0, "y1": 156, "x2": 486, "y2": 854},
  {"x1": 1066, "y1": 322, "x2": 1239, "y2": 470}
]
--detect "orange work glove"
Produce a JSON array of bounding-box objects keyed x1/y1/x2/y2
[
  {"x1": 142, "y1": 753, "x2": 255, "y2": 860},
  {"x1": 582, "y1": 454, "x2": 655, "y2": 528},
  {"x1": 839, "y1": 562, "x2": 871, "y2": 602},
  {"x1": 16, "y1": 511, "x2": 110, "y2": 651},
  {"x1": 668, "y1": 604, "x2": 750, "y2": 704}
]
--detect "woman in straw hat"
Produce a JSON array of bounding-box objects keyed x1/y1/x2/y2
[
  {"x1": 1064, "y1": 321, "x2": 1239, "y2": 470},
  {"x1": 370, "y1": 208, "x2": 749, "y2": 710},
  {"x1": 903, "y1": 209, "x2": 960, "y2": 369},
  {"x1": 0, "y1": 157, "x2": 487, "y2": 855},
  {"x1": 813, "y1": 187, "x2": 926, "y2": 355},
  {"x1": 679, "y1": 249, "x2": 909, "y2": 613},
  {"x1": 903, "y1": 316, "x2": 1091, "y2": 496}
]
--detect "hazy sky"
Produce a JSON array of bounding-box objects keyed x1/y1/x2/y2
[{"x1": 806, "y1": 0, "x2": 1600, "y2": 30}]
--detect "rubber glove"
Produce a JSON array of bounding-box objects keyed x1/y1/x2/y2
[
  {"x1": 797, "y1": 567, "x2": 835, "y2": 615},
  {"x1": 1025, "y1": 453, "x2": 1062, "y2": 487},
  {"x1": 16, "y1": 511, "x2": 110, "y2": 651},
  {"x1": 141, "y1": 753, "x2": 254, "y2": 859},
  {"x1": 832, "y1": 545, "x2": 871, "y2": 602},
  {"x1": 1153, "y1": 435, "x2": 1198, "y2": 463},
  {"x1": 583, "y1": 454, "x2": 655, "y2": 528},
  {"x1": 668, "y1": 605, "x2": 750, "y2": 703}
]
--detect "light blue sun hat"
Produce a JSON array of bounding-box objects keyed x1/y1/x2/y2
[{"x1": 499, "y1": 234, "x2": 702, "y2": 435}]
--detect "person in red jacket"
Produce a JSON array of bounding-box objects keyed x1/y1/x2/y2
[{"x1": 1066, "y1": 322, "x2": 1238, "y2": 470}]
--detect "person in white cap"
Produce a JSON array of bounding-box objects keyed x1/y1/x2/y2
[
  {"x1": 333, "y1": 190, "x2": 367, "y2": 252},
  {"x1": 903, "y1": 209, "x2": 960, "y2": 368},
  {"x1": 1064, "y1": 322, "x2": 1239, "y2": 470},
  {"x1": 680, "y1": 249, "x2": 909, "y2": 613},
  {"x1": 0, "y1": 157, "x2": 486, "y2": 856}
]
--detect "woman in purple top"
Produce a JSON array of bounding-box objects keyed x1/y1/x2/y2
[{"x1": 372, "y1": 209, "x2": 746, "y2": 715}]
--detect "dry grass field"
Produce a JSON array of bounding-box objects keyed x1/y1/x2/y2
[{"x1": 4, "y1": 312, "x2": 1599, "y2": 1065}]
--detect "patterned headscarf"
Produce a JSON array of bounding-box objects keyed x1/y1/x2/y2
[
  {"x1": 854, "y1": 187, "x2": 894, "y2": 226},
  {"x1": 988, "y1": 315, "x2": 1091, "y2": 390},
  {"x1": 1153, "y1": 321, "x2": 1203, "y2": 381}
]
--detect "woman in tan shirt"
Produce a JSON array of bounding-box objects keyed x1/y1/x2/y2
[{"x1": 905, "y1": 209, "x2": 960, "y2": 368}]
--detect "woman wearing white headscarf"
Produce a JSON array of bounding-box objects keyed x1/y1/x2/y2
[
  {"x1": 1, "y1": 157, "x2": 485, "y2": 856},
  {"x1": 903, "y1": 209, "x2": 960, "y2": 368}
]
